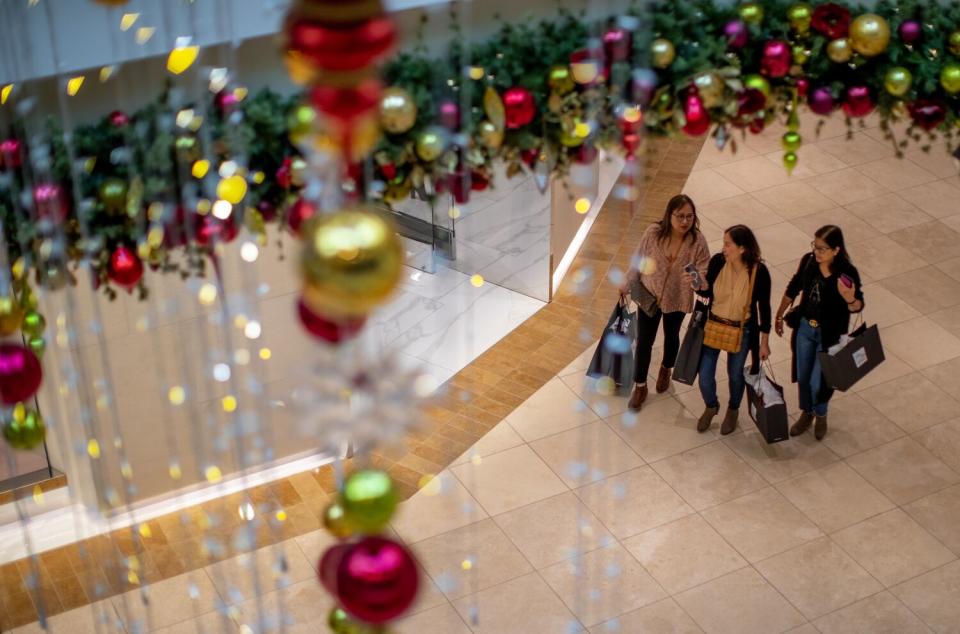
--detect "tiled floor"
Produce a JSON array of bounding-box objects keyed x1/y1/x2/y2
[{"x1": 6, "y1": 113, "x2": 960, "y2": 632}]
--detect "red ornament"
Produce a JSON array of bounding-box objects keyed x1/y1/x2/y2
[
  {"x1": 336, "y1": 537, "x2": 419, "y2": 624},
  {"x1": 796, "y1": 78, "x2": 810, "y2": 98},
  {"x1": 602, "y1": 27, "x2": 631, "y2": 63},
  {"x1": 196, "y1": 214, "x2": 239, "y2": 246},
  {"x1": 0, "y1": 344, "x2": 43, "y2": 405},
  {"x1": 276, "y1": 158, "x2": 293, "y2": 189},
  {"x1": 682, "y1": 93, "x2": 710, "y2": 136},
  {"x1": 438, "y1": 100, "x2": 461, "y2": 130},
  {"x1": 761, "y1": 40, "x2": 791, "y2": 78},
  {"x1": 286, "y1": 16, "x2": 396, "y2": 72},
  {"x1": 470, "y1": 170, "x2": 489, "y2": 191},
  {"x1": 521, "y1": 148, "x2": 539, "y2": 167},
  {"x1": 622, "y1": 133, "x2": 641, "y2": 157},
  {"x1": 811, "y1": 3, "x2": 852, "y2": 40},
  {"x1": 0, "y1": 138, "x2": 23, "y2": 170},
  {"x1": 298, "y1": 298, "x2": 366, "y2": 343},
  {"x1": 287, "y1": 197, "x2": 317, "y2": 236},
  {"x1": 842, "y1": 86, "x2": 874, "y2": 118},
  {"x1": 578, "y1": 144, "x2": 599, "y2": 165},
  {"x1": 319, "y1": 543, "x2": 352, "y2": 593},
  {"x1": 310, "y1": 79, "x2": 383, "y2": 125},
  {"x1": 380, "y1": 162, "x2": 397, "y2": 181},
  {"x1": 33, "y1": 183, "x2": 70, "y2": 222},
  {"x1": 109, "y1": 110, "x2": 130, "y2": 127},
  {"x1": 736, "y1": 89, "x2": 766, "y2": 116},
  {"x1": 908, "y1": 99, "x2": 947, "y2": 131},
  {"x1": 502, "y1": 87, "x2": 536, "y2": 129},
  {"x1": 108, "y1": 245, "x2": 144, "y2": 290},
  {"x1": 749, "y1": 118, "x2": 766, "y2": 134}
]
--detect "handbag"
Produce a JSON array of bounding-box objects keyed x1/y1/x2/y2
[
  {"x1": 672, "y1": 307, "x2": 706, "y2": 385},
  {"x1": 628, "y1": 274, "x2": 659, "y2": 318},
  {"x1": 703, "y1": 265, "x2": 756, "y2": 353},
  {"x1": 744, "y1": 362, "x2": 789, "y2": 444}
]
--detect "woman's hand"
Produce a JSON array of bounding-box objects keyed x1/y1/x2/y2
[
  {"x1": 774, "y1": 315, "x2": 785, "y2": 338},
  {"x1": 619, "y1": 283, "x2": 628, "y2": 297},
  {"x1": 760, "y1": 336, "x2": 771, "y2": 361},
  {"x1": 837, "y1": 278, "x2": 856, "y2": 304}
]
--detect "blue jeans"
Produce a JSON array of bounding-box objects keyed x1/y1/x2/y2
[
  {"x1": 698, "y1": 325, "x2": 751, "y2": 409},
  {"x1": 796, "y1": 318, "x2": 828, "y2": 416}
]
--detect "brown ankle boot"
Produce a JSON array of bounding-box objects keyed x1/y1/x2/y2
[
  {"x1": 790, "y1": 412, "x2": 813, "y2": 437},
  {"x1": 655, "y1": 366, "x2": 671, "y2": 393},
  {"x1": 628, "y1": 384, "x2": 648, "y2": 411},
  {"x1": 815, "y1": 415, "x2": 828, "y2": 440},
  {"x1": 720, "y1": 408, "x2": 739, "y2": 435},
  {"x1": 697, "y1": 406, "x2": 719, "y2": 432}
]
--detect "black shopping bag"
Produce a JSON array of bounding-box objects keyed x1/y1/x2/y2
[
  {"x1": 672, "y1": 309, "x2": 706, "y2": 386},
  {"x1": 586, "y1": 300, "x2": 637, "y2": 388},
  {"x1": 818, "y1": 323, "x2": 885, "y2": 392},
  {"x1": 745, "y1": 366, "x2": 789, "y2": 444}
]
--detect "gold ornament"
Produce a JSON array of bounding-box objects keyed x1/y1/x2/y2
[
  {"x1": 694, "y1": 72, "x2": 724, "y2": 108},
  {"x1": 787, "y1": 3, "x2": 813, "y2": 33},
  {"x1": 166, "y1": 45, "x2": 199, "y2": 75},
  {"x1": 322, "y1": 500, "x2": 354, "y2": 539},
  {"x1": 849, "y1": 14, "x2": 891, "y2": 57},
  {"x1": 382, "y1": 179, "x2": 412, "y2": 205},
  {"x1": 284, "y1": 51, "x2": 317, "y2": 86},
  {"x1": 98, "y1": 177, "x2": 128, "y2": 214},
  {"x1": 478, "y1": 120, "x2": 504, "y2": 149},
  {"x1": 217, "y1": 175, "x2": 248, "y2": 204},
  {"x1": 890, "y1": 100, "x2": 909, "y2": 120},
  {"x1": 743, "y1": 74, "x2": 771, "y2": 97},
  {"x1": 379, "y1": 87, "x2": 417, "y2": 135},
  {"x1": 883, "y1": 67, "x2": 913, "y2": 97},
  {"x1": 301, "y1": 207, "x2": 403, "y2": 318},
  {"x1": 941, "y1": 63, "x2": 960, "y2": 94},
  {"x1": 651, "y1": 39, "x2": 676, "y2": 68},
  {"x1": 0, "y1": 297, "x2": 24, "y2": 337},
  {"x1": 792, "y1": 45, "x2": 811, "y2": 65},
  {"x1": 559, "y1": 120, "x2": 585, "y2": 147},
  {"x1": 827, "y1": 38, "x2": 853, "y2": 63},
  {"x1": 483, "y1": 87, "x2": 505, "y2": 132},
  {"x1": 949, "y1": 31, "x2": 960, "y2": 56},
  {"x1": 571, "y1": 59, "x2": 599, "y2": 84},
  {"x1": 548, "y1": 65, "x2": 575, "y2": 95},
  {"x1": 289, "y1": 158, "x2": 309, "y2": 188},
  {"x1": 287, "y1": 104, "x2": 317, "y2": 146},
  {"x1": 415, "y1": 126, "x2": 447, "y2": 162},
  {"x1": 739, "y1": 2, "x2": 764, "y2": 25}
]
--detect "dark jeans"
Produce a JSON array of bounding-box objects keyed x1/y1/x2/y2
[
  {"x1": 796, "y1": 318, "x2": 828, "y2": 416},
  {"x1": 634, "y1": 309, "x2": 685, "y2": 384},
  {"x1": 698, "y1": 325, "x2": 751, "y2": 409}
]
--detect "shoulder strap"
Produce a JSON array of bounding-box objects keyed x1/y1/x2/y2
[{"x1": 742, "y1": 264, "x2": 758, "y2": 325}]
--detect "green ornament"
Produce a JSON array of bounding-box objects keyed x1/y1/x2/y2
[
  {"x1": 787, "y1": 107, "x2": 800, "y2": 132},
  {"x1": 783, "y1": 151, "x2": 798, "y2": 174},
  {"x1": 328, "y1": 607, "x2": 385, "y2": 634},
  {"x1": 949, "y1": 30, "x2": 960, "y2": 56},
  {"x1": 743, "y1": 74, "x2": 771, "y2": 98},
  {"x1": 787, "y1": 3, "x2": 813, "y2": 33},
  {"x1": 21, "y1": 310, "x2": 46, "y2": 339},
  {"x1": 782, "y1": 131, "x2": 802, "y2": 152},
  {"x1": 175, "y1": 135, "x2": 200, "y2": 163},
  {"x1": 738, "y1": 2, "x2": 764, "y2": 25},
  {"x1": 941, "y1": 63, "x2": 960, "y2": 95},
  {"x1": 883, "y1": 66, "x2": 913, "y2": 97},
  {"x1": 792, "y1": 44, "x2": 810, "y2": 65},
  {"x1": 3, "y1": 406, "x2": 46, "y2": 450},
  {"x1": 99, "y1": 177, "x2": 128, "y2": 214},
  {"x1": 323, "y1": 499, "x2": 354, "y2": 539},
  {"x1": 341, "y1": 469, "x2": 398, "y2": 533},
  {"x1": 28, "y1": 336, "x2": 46, "y2": 357}
]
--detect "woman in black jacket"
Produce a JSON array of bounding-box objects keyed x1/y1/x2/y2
[
  {"x1": 694, "y1": 225, "x2": 772, "y2": 435},
  {"x1": 775, "y1": 225, "x2": 864, "y2": 440}
]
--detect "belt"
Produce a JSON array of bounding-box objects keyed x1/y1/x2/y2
[
  {"x1": 807, "y1": 318, "x2": 820, "y2": 328},
  {"x1": 709, "y1": 315, "x2": 742, "y2": 327}
]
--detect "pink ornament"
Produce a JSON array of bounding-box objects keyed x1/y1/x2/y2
[
  {"x1": 602, "y1": 27, "x2": 631, "y2": 63},
  {"x1": 33, "y1": 183, "x2": 69, "y2": 222},
  {"x1": 724, "y1": 20, "x2": 749, "y2": 49},
  {"x1": 622, "y1": 133, "x2": 641, "y2": 158},
  {"x1": 682, "y1": 93, "x2": 710, "y2": 136},
  {"x1": 761, "y1": 40, "x2": 791, "y2": 78},
  {"x1": 336, "y1": 537, "x2": 419, "y2": 624},
  {"x1": 0, "y1": 344, "x2": 43, "y2": 405},
  {"x1": 319, "y1": 543, "x2": 352, "y2": 593},
  {"x1": 287, "y1": 197, "x2": 316, "y2": 236},
  {"x1": 109, "y1": 110, "x2": 130, "y2": 127},
  {"x1": 796, "y1": 77, "x2": 810, "y2": 97},
  {"x1": 502, "y1": 87, "x2": 536, "y2": 129},
  {"x1": 1, "y1": 138, "x2": 23, "y2": 170},
  {"x1": 196, "y1": 214, "x2": 239, "y2": 246},
  {"x1": 438, "y1": 100, "x2": 461, "y2": 130},
  {"x1": 808, "y1": 86, "x2": 836, "y2": 115},
  {"x1": 898, "y1": 20, "x2": 922, "y2": 44},
  {"x1": 298, "y1": 299, "x2": 366, "y2": 343},
  {"x1": 215, "y1": 91, "x2": 239, "y2": 112},
  {"x1": 842, "y1": 86, "x2": 874, "y2": 118}
]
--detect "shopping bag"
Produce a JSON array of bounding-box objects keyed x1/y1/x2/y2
[
  {"x1": 586, "y1": 299, "x2": 637, "y2": 388},
  {"x1": 818, "y1": 323, "x2": 885, "y2": 392},
  {"x1": 744, "y1": 365, "x2": 788, "y2": 444},
  {"x1": 672, "y1": 308, "x2": 706, "y2": 386}
]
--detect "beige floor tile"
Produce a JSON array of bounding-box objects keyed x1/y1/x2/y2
[
  {"x1": 713, "y1": 155, "x2": 799, "y2": 192},
  {"x1": 882, "y1": 316, "x2": 960, "y2": 371},
  {"x1": 451, "y1": 445, "x2": 568, "y2": 516},
  {"x1": 148, "y1": 610, "x2": 237, "y2": 634},
  {"x1": 789, "y1": 207, "x2": 881, "y2": 246},
  {"x1": 610, "y1": 397, "x2": 718, "y2": 463},
  {"x1": 941, "y1": 213, "x2": 960, "y2": 236},
  {"x1": 752, "y1": 181, "x2": 838, "y2": 220},
  {"x1": 452, "y1": 572, "x2": 581, "y2": 633},
  {"x1": 856, "y1": 156, "x2": 940, "y2": 192},
  {"x1": 293, "y1": 527, "x2": 339, "y2": 563},
  {"x1": 785, "y1": 625, "x2": 820, "y2": 634},
  {"x1": 904, "y1": 484, "x2": 960, "y2": 556},
  {"x1": 411, "y1": 518, "x2": 532, "y2": 600},
  {"x1": 9, "y1": 602, "x2": 119, "y2": 634},
  {"x1": 575, "y1": 466, "x2": 694, "y2": 540},
  {"x1": 775, "y1": 462, "x2": 895, "y2": 533},
  {"x1": 723, "y1": 428, "x2": 841, "y2": 483},
  {"x1": 860, "y1": 282, "x2": 923, "y2": 329},
  {"x1": 763, "y1": 144, "x2": 850, "y2": 177},
  {"x1": 921, "y1": 356, "x2": 960, "y2": 396},
  {"x1": 559, "y1": 342, "x2": 599, "y2": 377},
  {"x1": 817, "y1": 393, "x2": 905, "y2": 457},
  {"x1": 110, "y1": 571, "x2": 221, "y2": 632},
  {"x1": 623, "y1": 514, "x2": 746, "y2": 594},
  {"x1": 506, "y1": 378, "x2": 598, "y2": 442},
  {"x1": 905, "y1": 148, "x2": 960, "y2": 179},
  {"x1": 851, "y1": 235, "x2": 927, "y2": 282},
  {"x1": 234, "y1": 578, "x2": 334, "y2": 634},
  {"x1": 561, "y1": 373, "x2": 660, "y2": 420},
  {"x1": 816, "y1": 132, "x2": 896, "y2": 167},
  {"x1": 846, "y1": 193, "x2": 933, "y2": 234},
  {"x1": 494, "y1": 491, "x2": 613, "y2": 569},
  {"x1": 681, "y1": 169, "x2": 746, "y2": 205},
  {"x1": 692, "y1": 141, "x2": 759, "y2": 170},
  {"x1": 697, "y1": 193, "x2": 783, "y2": 229},
  {"x1": 590, "y1": 597, "x2": 703, "y2": 633},
  {"x1": 754, "y1": 222, "x2": 813, "y2": 266},
  {"x1": 881, "y1": 266, "x2": 960, "y2": 316},
  {"x1": 890, "y1": 222, "x2": 960, "y2": 264},
  {"x1": 858, "y1": 374, "x2": 959, "y2": 435},
  {"x1": 809, "y1": 168, "x2": 891, "y2": 206},
  {"x1": 832, "y1": 509, "x2": 955, "y2": 587},
  {"x1": 675, "y1": 567, "x2": 806, "y2": 634},
  {"x1": 530, "y1": 420, "x2": 643, "y2": 488},
  {"x1": 846, "y1": 437, "x2": 959, "y2": 505},
  {"x1": 396, "y1": 603, "x2": 471, "y2": 634},
  {"x1": 651, "y1": 441, "x2": 767, "y2": 510},
  {"x1": 701, "y1": 487, "x2": 823, "y2": 563},
  {"x1": 204, "y1": 539, "x2": 315, "y2": 606},
  {"x1": 391, "y1": 471, "x2": 489, "y2": 544},
  {"x1": 799, "y1": 110, "x2": 851, "y2": 140},
  {"x1": 540, "y1": 543, "x2": 666, "y2": 627},
  {"x1": 899, "y1": 179, "x2": 960, "y2": 219},
  {"x1": 929, "y1": 305, "x2": 960, "y2": 339},
  {"x1": 756, "y1": 537, "x2": 883, "y2": 620},
  {"x1": 892, "y1": 560, "x2": 960, "y2": 633},
  {"x1": 849, "y1": 349, "x2": 915, "y2": 393},
  {"x1": 914, "y1": 419, "x2": 960, "y2": 474},
  {"x1": 452, "y1": 421, "x2": 525, "y2": 466},
  {"x1": 408, "y1": 566, "x2": 450, "y2": 616},
  {"x1": 813, "y1": 591, "x2": 932, "y2": 634}
]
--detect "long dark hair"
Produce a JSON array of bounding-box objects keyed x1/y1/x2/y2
[
  {"x1": 726, "y1": 224, "x2": 762, "y2": 271},
  {"x1": 656, "y1": 194, "x2": 700, "y2": 243},
  {"x1": 815, "y1": 224, "x2": 852, "y2": 274}
]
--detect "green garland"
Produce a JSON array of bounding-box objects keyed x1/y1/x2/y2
[{"x1": 1, "y1": 0, "x2": 959, "y2": 303}]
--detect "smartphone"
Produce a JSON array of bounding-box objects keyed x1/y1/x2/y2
[
  {"x1": 839, "y1": 274, "x2": 853, "y2": 289},
  {"x1": 684, "y1": 263, "x2": 702, "y2": 289}
]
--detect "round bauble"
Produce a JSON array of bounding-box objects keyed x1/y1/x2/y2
[
  {"x1": 287, "y1": 103, "x2": 317, "y2": 147},
  {"x1": 108, "y1": 245, "x2": 144, "y2": 290},
  {"x1": 0, "y1": 298, "x2": 24, "y2": 337},
  {"x1": 0, "y1": 138, "x2": 23, "y2": 171},
  {"x1": 941, "y1": 63, "x2": 960, "y2": 95},
  {"x1": 301, "y1": 208, "x2": 403, "y2": 318},
  {"x1": 2, "y1": 406, "x2": 45, "y2": 451},
  {"x1": 949, "y1": 30, "x2": 960, "y2": 56},
  {"x1": 0, "y1": 344, "x2": 42, "y2": 405},
  {"x1": 682, "y1": 93, "x2": 710, "y2": 136},
  {"x1": 883, "y1": 66, "x2": 913, "y2": 97},
  {"x1": 297, "y1": 299, "x2": 366, "y2": 344},
  {"x1": 787, "y1": 3, "x2": 813, "y2": 34},
  {"x1": 382, "y1": 178, "x2": 412, "y2": 205},
  {"x1": 570, "y1": 49, "x2": 601, "y2": 85},
  {"x1": 743, "y1": 74, "x2": 771, "y2": 98},
  {"x1": 288, "y1": 158, "x2": 308, "y2": 189},
  {"x1": 603, "y1": 27, "x2": 631, "y2": 63},
  {"x1": 849, "y1": 14, "x2": 890, "y2": 57},
  {"x1": 908, "y1": 99, "x2": 947, "y2": 131},
  {"x1": 548, "y1": 65, "x2": 575, "y2": 95},
  {"x1": 415, "y1": 126, "x2": 447, "y2": 162},
  {"x1": 724, "y1": 20, "x2": 748, "y2": 49},
  {"x1": 379, "y1": 87, "x2": 417, "y2": 135},
  {"x1": 796, "y1": 77, "x2": 810, "y2": 97},
  {"x1": 336, "y1": 537, "x2": 419, "y2": 624},
  {"x1": 323, "y1": 499, "x2": 355, "y2": 539},
  {"x1": 694, "y1": 72, "x2": 724, "y2": 108},
  {"x1": 287, "y1": 197, "x2": 317, "y2": 236},
  {"x1": 503, "y1": 87, "x2": 536, "y2": 129},
  {"x1": 477, "y1": 120, "x2": 503, "y2": 150},
  {"x1": 899, "y1": 20, "x2": 922, "y2": 45},
  {"x1": 808, "y1": 86, "x2": 836, "y2": 115},
  {"x1": 761, "y1": 40, "x2": 791, "y2": 78},
  {"x1": 99, "y1": 178, "x2": 128, "y2": 214},
  {"x1": 33, "y1": 183, "x2": 69, "y2": 222},
  {"x1": 21, "y1": 310, "x2": 46, "y2": 340},
  {"x1": 438, "y1": 100, "x2": 460, "y2": 130},
  {"x1": 842, "y1": 85, "x2": 874, "y2": 118},
  {"x1": 341, "y1": 469, "x2": 398, "y2": 533},
  {"x1": 827, "y1": 38, "x2": 853, "y2": 63},
  {"x1": 327, "y1": 607, "x2": 385, "y2": 634},
  {"x1": 651, "y1": 39, "x2": 675, "y2": 68},
  {"x1": 782, "y1": 131, "x2": 802, "y2": 152},
  {"x1": 812, "y1": 3, "x2": 852, "y2": 40},
  {"x1": 738, "y1": 2, "x2": 764, "y2": 25}
]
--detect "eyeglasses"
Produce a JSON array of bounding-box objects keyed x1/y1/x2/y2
[
  {"x1": 673, "y1": 213, "x2": 695, "y2": 222},
  {"x1": 811, "y1": 242, "x2": 833, "y2": 254}
]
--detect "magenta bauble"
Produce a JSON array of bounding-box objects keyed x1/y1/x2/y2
[
  {"x1": 109, "y1": 110, "x2": 130, "y2": 127},
  {"x1": 502, "y1": 87, "x2": 536, "y2": 129},
  {"x1": 724, "y1": 20, "x2": 749, "y2": 49},
  {"x1": 898, "y1": 20, "x2": 922, "y2": 44},
  {"x1": 908, "y1": 99, "x2": 947, "y2": 131},
  {"x1": 682, "y1": 93, "x2": 710, "y2": 136},
  {"x1": 298, "y1": 298, "x2": 366, "y2": 343},
  {"x1": 195, "y1": 214, "x2": 239, "y2": 246},
  {"x1": 761, "y1": 40, "x2": 791, "y2": 78},
  {"x1": 319, "y1": 543, "x2": 352, "y2": 593},
  {"x1": 796, "y1": 77, "x2": 810, "y2": 97},
  {"x1": 108, "y1": 245, "x2": 144, "y2": 290},
  {"x1": 257, "y1": 200, "x2": 278, "y2": 222},
  {"x1": 842, "y1": 86, "x2": 874, "y2": 118},
  {"x1": 578, "y1": 144, "x2": 599, "y2": 165},
  {"x1": 438, "y1": 100, "x2": 461, "y2": 130},
  {"x1": 336, "y1": 537, "x2": 419, "y2": 624},
  {"x1": 808, "y1": 87, "x2": 836, "y2": 115},
  {"x1": 0, "y1": 344, "x2": 42, "y2": 405},
  {"x1": 0, "y1": 138, "x2": 22, "y2": 170},
  {"x1": 287, "y1": 197, "x2": 317, "y2": 236},
  {"x1": 602, "y1": 27, "x2": 631, "y2": 63},
  {"x1": 33, "y1": 183, "x2": 70, "y2": 222}
]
